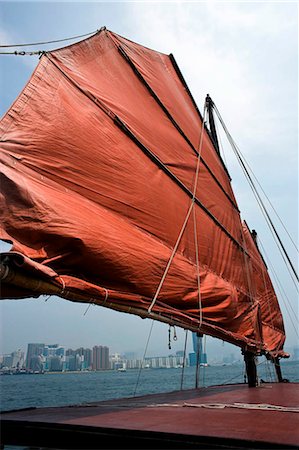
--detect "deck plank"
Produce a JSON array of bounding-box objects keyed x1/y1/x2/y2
[{"x1": 1, "y1": 383, "x2": 299, "y2": 449}]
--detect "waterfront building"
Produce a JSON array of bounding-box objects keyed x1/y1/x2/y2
[
  {"x1": 26, "y1": 343, "x2": 45, "y2": 369},
  {"x1": 48, "y1": 355, "x2": 63, "y2": 372},
  {"x1": 65, "y1": 347, "x2": 92, "y2": 370},
  {"x1": 75, "y1": 347, "x2": 92, "y2": 370},
  {"x1": 66, "y1": 348, "x2": 75, "y2": 356},
  {"x1": 11, "y1": 349, "x2": 25, "y2": 368},
  {"x1": 26, "y1": 343, "x2": 66, "y2": 371},
  {"x1": 29, "y1": 355, "x2": 44, "y2": 372},
  {"x1": 83, "y1": 348, "x2": 92, "y2": 369},
  {"x1": 0, "y1": 350, "x2": 25, "y2": 370},
  {"x1": 92, "y1": 345, "x2": 109, "y2": 370},
  {"x1": 189, "y1": 333, "x2": 207, "y2": 366},
  {"x1": 110, "y1": 352, "x2": 124, "y2": 370},
  {"x1": 1, "y1": 355, "x2": 13, "y2": 368},
  {"x1": 125, "y1": 358, "x2": 142, "y2": 369},
  {"x1": 43, "y1": 344, "x2": 65, "y2": 358},
  {"x1": 65, "y1": 354, "x2": 81, "y2": 371},
  {"x1": 144, "y1": 355, "x2": 186, "y2": 369}
]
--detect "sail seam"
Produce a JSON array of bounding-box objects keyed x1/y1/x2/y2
[
  {"x1": 111, "y1": 38, "x2": 239, "y2": 212},
  {"x1": 44, "y1": 53, "x2": 249, "y2": 258},
  {"x1": 261, "y1": 321, "x2": 287, "y2": 334}
]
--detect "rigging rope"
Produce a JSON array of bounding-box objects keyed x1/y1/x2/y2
[
  {"x1": 193, "y1": 207, "x2": 202, "y2": 322},
  {"x1": 212, "y1": 103, "x2": 298, "y2": 285},
  {"x1": 217, "y1": 114, "x2": 297, "y2": 254},
  {"x1": 259, "y1": 241, "x2": 277, "y2": 352},
  {"x1": 258, "y1": 238, "x2": 299, "y2": 338},
  {"x1": 240, "y1": 156, "x2": 298, "y2": 253},
  {"x1": 202, "y1": 334, "x2": 207, "y2": 387},
  {"x1": 133, "y1": 320, "x2": 154, "y2": 397},
  {"x1": 195, "y1": 333, "x2": 201, "y2": 389},
  {"x1": 180, "y1": 329, "x2": 188, "y2": 390},
  {"x1": 0, "y1": 29, "x2": 99, "y2": 48},
  {"x1": 0, "y1": 50, "x2": 44, "y2": 55},
  {"x1": 148, "y1": 101, "x2": 207, "y2": 316}
]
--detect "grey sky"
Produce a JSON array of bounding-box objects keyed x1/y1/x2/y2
[{"x1": 0, "y1": 1, "x2": 298, "y2": 359}]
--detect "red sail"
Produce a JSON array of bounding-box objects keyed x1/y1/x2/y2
[{"x1": 0, "y1": 29, "x2": 286, "y2": 356}]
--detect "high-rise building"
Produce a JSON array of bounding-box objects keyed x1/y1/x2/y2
[
  {"x1": 43, "y1": 344, "x2": 64, "y2": 357},
  {"x1": 0, "y1": 349, "x2": 25, "y2": 369},
  {"x1": 63, "y1": 347, "x2": 92, "y2": 370},
  {"x1": 83, "y1": 348, "x2": 92, "y2": 369},
  {"x1": 26, "y1": 343, "x2": 45, "y2": 369},
  {"x1": 29, "y1": 355, "x2": 44, "y2": 372},
  {"x1": 11, "y1": 349, "x2": 25, "y2": 368},
  {"x1": 189, "y1": 333, "x2": 207, "y2": 366},
  {"x1": 48, "y1": 356, "x2": 63, "y2": 371},
  {"x1": 66, "y1": 348, "x2": 75, "y2": 357},
  {"x1": 92, "y1": 346, "x2": 109, "y2": 370},
  {"x1": 2, "y1": 355, "x2": 13, "y2": 368}
]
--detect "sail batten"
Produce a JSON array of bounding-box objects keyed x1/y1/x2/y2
[
  {"x1": 0, "y1": 29, "x2": 287, "y2": 356},
  {"x1": 111, "y1": 37, "x2": 239, "y2": 212}
]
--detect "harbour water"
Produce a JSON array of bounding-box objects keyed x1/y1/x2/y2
[{"x1": 1, "y1": 360, "x2": 298, "y2": 412}]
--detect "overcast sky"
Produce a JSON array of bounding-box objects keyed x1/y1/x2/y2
[{"x1": 0, "y1": 1, "x2": 298, "y2": 361}]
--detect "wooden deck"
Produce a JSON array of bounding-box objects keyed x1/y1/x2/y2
[{"x1": 1, "y1": 382, "x2": 298, "y2": 449}]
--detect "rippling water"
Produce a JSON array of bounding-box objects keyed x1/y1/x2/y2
[{"x1": 1, "y1": 360, "x2": 298, "y2": 412}]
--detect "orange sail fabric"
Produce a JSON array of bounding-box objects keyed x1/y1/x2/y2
[{"x1": 0, "y1": 29, "x2": 286, "y2": 356}]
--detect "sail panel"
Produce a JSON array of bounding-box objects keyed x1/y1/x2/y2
[
  {"x1": 49, "y1": 31, "x2": 241, "y2": 245},
  {"x1": 0, "y1": 29, "x2": 286, "y2": 355},
  {"x1": 0, "y1": 56, "x2": 249, "y2": 292},
  {"x1": 242, "y1": 223, "x2": 286, "y2": 354},
  {"x1": 109, "y1": 31, "x2": 237, "y2": 203}
]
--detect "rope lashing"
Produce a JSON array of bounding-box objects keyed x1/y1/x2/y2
[{"x1": 84, "y1": 288, "x2": 109, "y2": 316}]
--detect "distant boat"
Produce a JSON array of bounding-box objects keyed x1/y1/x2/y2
[{"x1": 0, "y1": 27, "x2": 298, "y2": 449}]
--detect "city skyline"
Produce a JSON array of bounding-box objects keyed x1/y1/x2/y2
[
  {"x1": 0, "y1": 340, "x2": 207, "y2": 373},
  {"x1": 2, "y1": 340, "x2": 299, "y2": 368},
  {"x1": 2, "y1": 341, "x2": 299, "y2": 377}
]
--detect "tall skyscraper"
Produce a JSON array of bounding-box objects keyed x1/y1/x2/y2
[
  {"x1": 83, "y1": 348, "x2": 92, "y2": 369},
  {"x1": 11, "y1": 349, "x2": 25, "y2": 368},
  {"x1": 189, "y1": 333, "x2": 207, "y2": 366},
  {"x1": 26, "y1": 343, "x2": 45, "y2": 369},
  {"x1": 43, "y1": 344, "x2": 64, "y2": 358},
  {"x1": 92, "y1": 345, "x2": 109, "y2": 370}
]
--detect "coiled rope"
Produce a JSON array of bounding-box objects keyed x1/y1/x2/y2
[{"x1": 149, "y1": 402, "x2": 299, "y2": 413}]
